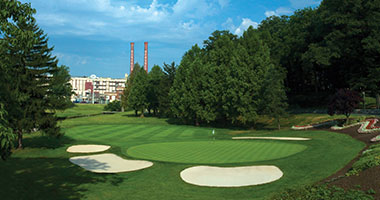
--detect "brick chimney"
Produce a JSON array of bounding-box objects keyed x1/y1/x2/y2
[
  {"x1": 130, "y1": 42, "x2": 134, "y2": 74},
  {"x1": 144, "y1": 42, "x2": 148, "y2": 72}
]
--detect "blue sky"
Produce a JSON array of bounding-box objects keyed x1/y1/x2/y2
[{"x1": 21, "y1": 0, "x2": 321, "y2": 78}]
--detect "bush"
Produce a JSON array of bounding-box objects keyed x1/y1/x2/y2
[
  {"x1": 348, "y1": 143, "x2": 380, "y2": 175},
  {"x1": 328, "y1": 89, "x2": 363, "y2": 124},
  {"x1": 104, "y1": 101, "x2": 121, "y2": 112},
  {"x1": 270, "y1": 184, "x2": 373, "y2": 200}
]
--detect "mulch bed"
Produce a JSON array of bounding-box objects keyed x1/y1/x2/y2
[{"x1": 311, "y1": 120, "x2": 380, "y2": 199}]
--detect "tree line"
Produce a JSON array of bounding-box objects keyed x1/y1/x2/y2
[
  {"x1": 122, "y1": 0, "x2": 380, "y2": 126},
  {"x1": 122, "y1": 29, "x2": 287, "y2": 128},
  {"x1": 257, "y1": 0, "x2": 380, "y2": 107}
]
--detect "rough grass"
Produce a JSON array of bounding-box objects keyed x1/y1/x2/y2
[
  {"x1": 55, "y1": 104, "x2": 105, "y2": 118},
  {"x1": 1, "y1": 112, "x2": 366, "y2": 200}
]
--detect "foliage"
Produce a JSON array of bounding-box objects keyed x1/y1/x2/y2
[
  {"x1": 0, "y1": 0, "x2": 72, "y2": 149},
  {"x1": 348, "y1": 143, "x2": 380, "y2": 175},
  {"x1": 328, "y1": 89, "x2": 363, "y2": 124},
  {"x1": 104, "y1": 101, "x2": 121, "y2": 112},
  {"x1": 0, "y1": 104, "x2": 15, "y2": 160},
  {"x1": 257, "y1": 0, "x2": 380, "y2": 106},
  {"x1": 271, "y1": 184, "x2": 374, "y2": 200},
  {"x1": 170, "y1": 30, "x2": 287, "y2": 126},
  {"x1": 157, "y1": 62, "x2": 177, "y2": 117},
  {"x1": 121, "y1": 63, "x2": 141, "y2": 110},
  {"x1": 127, "y1": 68, "x2": 149, "y2": 116},
  {"x1": 147, "y1": 65, "x2": 164, "y2": 115}
]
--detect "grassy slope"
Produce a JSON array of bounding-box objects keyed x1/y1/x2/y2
[
  {"x1": 55, "y1": 104, "x2": 105, "y2": 118},
  {"x1": 0, "y1": 112, "x2": 365, "y2": 200}
]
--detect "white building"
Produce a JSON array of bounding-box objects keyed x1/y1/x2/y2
[{"x1": 70, "y1": 74, "x2": 127, "y2": 103}]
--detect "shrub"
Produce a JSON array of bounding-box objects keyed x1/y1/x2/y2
[
  {"x1": 348, "y1": 143, "x2": 380, "y2": 175},
  {"x1": 104, "y1": 101, "x2": 122, "y2": 112},
  {"x1": 271, "y1": 184, "x2": 373, "y2": 200},
  {"x1": 328, "y1": 89, "x2": 363, "y2": 125}
]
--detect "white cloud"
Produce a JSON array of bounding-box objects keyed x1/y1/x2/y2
[
  {"x1": 234, "y1": 18, "x2": 258, "y2": 36},
  {"x1": 222, "y1": 17, "x2": 235, "y2": 31},
  {"x1": 55, "y1": 52, "x2": 88, "y2": 66},
  {"x1": 173, "y1": 0, "x2": 217, "y2": 18},
  {"x1": 217, "y1": 0, "x2": 229, "y2": 9},
  {"x1": 265, "y1": 7, "x2": 293, "y2": 17},
  {"x1": 30, "y1": 0, "x2": 224, "y2": 43}
]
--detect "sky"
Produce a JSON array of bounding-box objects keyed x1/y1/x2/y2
[{"x1": 20, "y1": 0, "x2": 321, "y2": 78}]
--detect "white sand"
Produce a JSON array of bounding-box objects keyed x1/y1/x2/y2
[
  {"x1": 67, "y1": 144, "x2": 111, "y2": 153},
  {"x1": 69, "y1": 153, "x2": 153, "y2": 173},
  {"x1": 232, "y1": 136, "x2": 311, "y2": 141},
  {"x1": 180, "y1": 165, "x2": 283, "y2": 187}
]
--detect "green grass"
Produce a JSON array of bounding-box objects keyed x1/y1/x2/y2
[
  {"x1": 55, "y1": 104, "x2": 105, "y2": 118},
  {"x1": 1, "y1": 112, "x2": 366, "y2": 200},
  {"x1": 127, "y1": 140, "x2": 307, "y2": 164}
]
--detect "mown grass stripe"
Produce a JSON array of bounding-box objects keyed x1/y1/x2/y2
[
  {"x1": 150, "y1": 126, "x2": 185, "y2": 139},
  {"x1": 134, "y1": 126, "x2": 171, "y2": 140},
  {"x1": 127, "y1": 141, "x2": 307, "y2": 164}
]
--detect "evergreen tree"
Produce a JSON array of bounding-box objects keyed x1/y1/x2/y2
[
  {"x1": 121, "y1": 63, "x2": 141, "y2": 111},
  {"x1": 0, "y1": 104, "x2": 14, "y2": 160},
  {"x1": 128, "y1": 68, "x2": 149, "y2": 117},
  {"x1": 147, "y1": 65, "x2": 164, "y2": 115},
  {"x1": 157, "y1": 62, "x2": 177, "y2": 117},
  {"x1": 260, "y1": 66, "x2": 288, "y2": 130},
  {"x1": 170, "y1": 45, "x2": 211, "y2": 125},
  {"x1": 0, "y1": 1, "x2": 73, "y2": 149}
]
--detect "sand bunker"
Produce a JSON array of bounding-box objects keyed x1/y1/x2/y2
[
  {"x1": 232, "y1": 136, "x2": 311, "y2": 141},
  {"x1": 180, "y1": 165, "x2": 283, "y2": 187},
  {"x1": 67, "y1": 144, "x2": 111, "y2": 153},
  {"x1": 69, "y1": 153, "x2": 153, "y2": 173}
]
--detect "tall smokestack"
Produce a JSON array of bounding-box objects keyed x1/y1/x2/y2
[
  {"x1": 130, "y1": 42, "x2": 134, "y2": 74},
  {"x1": 144, "y1": 42, "x2": 148, "y2": 72}
]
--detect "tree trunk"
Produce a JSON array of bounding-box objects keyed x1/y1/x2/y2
[
  {"x1": 135, "y1": 110, "x2": 138, "y2": 116},
  {"x1": 121, "y1": 107, "x2": 124, "y2": 112},
  {"x1": 195, "y1": 118, "x2": 199, "y2": 126},
  {"x1": 17, "y1": 130, "x2": 23, "y2": 149},
  {"x1": 140, "y1": 109, "x2": 144, "y2": 118},
  {"x1": 376, "y1": 94, "x2": 380, "y2": 109},
  {"x1": 345, "y1": 114, "x2": 350, "y2": 125},
  {"x1": 277, "y1": 118, "x2": 281, "y2": 130}
]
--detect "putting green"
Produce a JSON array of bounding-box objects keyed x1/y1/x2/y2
[{"x1": 127, "y1": 141, "x2": 307, "y2": 164}]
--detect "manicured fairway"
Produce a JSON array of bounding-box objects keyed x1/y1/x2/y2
[
  {"x1": 127, "y1": 141, "x2": 307, "y2": 164},
  {"x1": 2, "y1": 113, "x2": 366, "y2": 200}
]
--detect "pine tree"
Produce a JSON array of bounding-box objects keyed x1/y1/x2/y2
[
  {"x1": 147, "y1": 65, "x2": 164, "y2": 115},
  {"x1": 157, "y1": 62, "x2": 177, "y2": 117},
  {"x1": 1, "y1": 1, "x2": 72, "y2": 149},
  {"x1": 128, "y1": 69, "x2": 149, "y2": 117},
  {"x1": 121, "y1": 63, "x2": 141, "y2": 111}
]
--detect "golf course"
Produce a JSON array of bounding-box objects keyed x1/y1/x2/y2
[{"x1": 0, "y1": 105, "x2": 366, "y2": 200}]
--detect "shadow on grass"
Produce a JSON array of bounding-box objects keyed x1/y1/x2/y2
[
  {"x1": 120, "y1": 112, "x2": 278, "y2": 131},
  {"x1": 0, "y1": 157, "x2": 124, "y2": 200},
  {"x1": 23, "y1": 135, "x2": 75, "y2": 149},
  {"x1": 166, "y1": 118, "x2": 277, "y2": 131}
]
